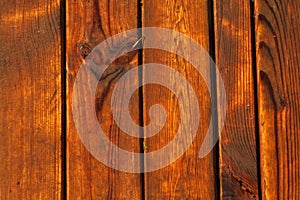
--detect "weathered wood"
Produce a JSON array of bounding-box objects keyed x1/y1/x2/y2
[
  {"x1": 255, "y1": 0, "x2": 300, "y2": 199},
  {"x1": 0, "y1": 0, "x2": 62, "y2": 199},
  {"x1": 66, "y1": 0, "x2": 142, "y2": 199},
  {"x1": 214, "y1": 1, "x2": 259, "y2": 199},
  {"x1": 142, "y1": 1, "x2": 217, "y2": 199}
]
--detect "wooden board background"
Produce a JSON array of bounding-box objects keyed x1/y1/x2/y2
[
  {"x1": 0, "y1": 0, "x2": 62, "y2": 199},
  {"x1": 0, "y1": 0, "x2": 299, "y2": 199},
  {"x1": 256, "y1": 0, "x2": 300, "y2": 199},
  {"x1": 66, "y1": 0, "x2": 142, "y2": 199},
  {"x1": 214, "y1": 0, "x2": 259, "y2": 199},
  {"x1": 142, "y1": 1, "x2": 217, "y2": 199}
]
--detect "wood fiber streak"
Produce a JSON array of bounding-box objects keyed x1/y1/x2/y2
[
  {"x1": 214, "y1": 0, "x2": 259, "y2": 199},
  {"x1": 255, "y1": 0, "x2": 300, "y2": 199},
  {"x1": 0, "y1": 0, "x2": 62, "y2": 199},
  {"x1": 66, "y1": 0, "x2": 142, "y2": 199},
  {"x1": 142, "y1": 0, "x2": 217, "y2": 199}
]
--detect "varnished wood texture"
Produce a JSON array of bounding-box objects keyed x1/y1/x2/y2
[
  {"x1": 142, "y1": 0, "x2": 217, "y2": 199},
  {"x1": 256, "y1": 0, "x2": 300, "y2": 199},
  {"x1": 66, "y1": 0, "x2": 142, "y2": 199},
  {"x1": 0, "y1": 0, "x2": 299, "y2": 199},
  {"x1": 215, "y1": 0, "x2": 259, "y2": 199},
  {"x1": 0, "y1": 0, "x2": 62, "y2": 199}
]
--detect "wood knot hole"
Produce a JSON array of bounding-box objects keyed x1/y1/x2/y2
[{"x1": 79, "y1": 43, "x2": 91, "y2": 58}]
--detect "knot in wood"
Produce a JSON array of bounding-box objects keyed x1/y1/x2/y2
[{"x1": 79, "y1": 43, "x2": 91, "y2": 58}]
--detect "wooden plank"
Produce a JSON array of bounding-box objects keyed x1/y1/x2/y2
[
  {"x1": 142, "y1": 1, "x2": 217, "y2": 199},
  {"x1": 66, "y1": 0, "x2": 142, "y2": 199},
  {"x1": 0, "y1": 0, "x2": 62, "y2": 199},
  {"x1": 255, "y1": 0, "x2": 300, "y2": 199},
  {"x1": 214, "y1": 1, "x2": 259, "y2": 199}
]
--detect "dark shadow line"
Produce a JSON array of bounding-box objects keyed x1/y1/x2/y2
[
  {"x1": 137, "y1": 0, "x2": 145, "y2": 199},
  {"x1": 250, "y1": 1, "x2": 263, "y2": 199},
  {"x1": 60, "y1": 0, "x2": 67, "y2": 199},
  {"x1": 208, "y1": 0, "x2": 220, "y2": 199}
]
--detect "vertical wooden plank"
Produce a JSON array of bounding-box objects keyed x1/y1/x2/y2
[
  {"x1": 214, "y1": 0, "x2": 259, "y2": 199},
  {"x1": 256, "y1": 0, "x2": 300, "y2": 199},
  {"x1": 66, "y1": 0, "x2": 142, "y2": 199},
  {"x1": 0, "y1": 0, "x2": 62, "y2": 199},
  {"x1": 142, "y1": 1, "x2": 217, "y2": 199}
]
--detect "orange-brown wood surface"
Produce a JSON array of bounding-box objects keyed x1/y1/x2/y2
[
  {"x1": 142, "y1": 0, "x2": 217, "y2": 199},
  {"x1": 214, "y1": 0, "x2": 259, "y2": 199},
  {"x1": 0, "y1": 0, "x2": 62, "y2": 199},
  {"x1": 256, "y1": 0, "x2": 300, "y2": 199},
  {"x1": 0, "y1": 0, "x2": 299, "y2": 199},
  {"x1": 66, "y1": 0, "x2": 142, "y2": 199}
]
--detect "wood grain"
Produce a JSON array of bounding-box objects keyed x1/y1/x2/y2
[
  {"x1": 214, "y1": 0, "x2": 259, "y2": 199},
  {"x1": 66, "y1": 0, "x2": 142, "y2": 199},
  {"x1": 255, "y1": 0, "x2": 300, "y2": 199},
  {"x1": 2, "y1": 0, "x2": 300, "y2": 198},
  {"x1": 142, "y1": 0, "x2": 217, "y2": 199},
  {"x1": 0, "y1": 0, "x2": 62, "y2": 199}
]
